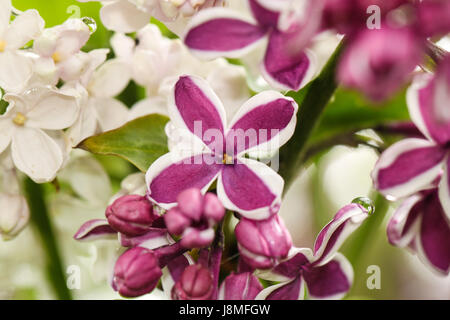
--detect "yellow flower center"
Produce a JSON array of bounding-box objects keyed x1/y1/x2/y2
[
  {"x1": 52, "y1": 51, "x2": 62, "y2": 63},
  {"x1": 12, "y1": 112, "x2": 26, "y2": 126},
  {"x1": 222, "y1": 153, "x2": 233, "y2": 165},
  {"x1": 0, "y1": 40, "x2": 6, "y2": 52}
]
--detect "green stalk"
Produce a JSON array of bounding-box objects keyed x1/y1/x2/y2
[
  {"x1": 23, "y1": 178, "x2": 72, "y2": 300},
  {"x1": 279, "y1": 41, "x2": 345, "y2": 192}
]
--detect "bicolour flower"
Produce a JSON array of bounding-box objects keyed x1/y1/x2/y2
[
  {"x1": 218, "y1": 272, "x2": 263, "y2": 300},
  {"x1": 255, "y1": 203, "x2": 370, "y2": 300},
  {"x1": 146, "y1": 75, "x2": 298, "y2": 220},
  {"x1": 387, "y1": 188, "x2": 450, "y2": 275},
  {"x1": 371, "y1": 57, "x2": 450, "y2": 221},
  {"x1": 0, "y1": 0, "x2": 44, "y2": 92},
  {"x1": 183, "y1": 0, "x2": 317, "y2": 91},
  {"x1": 0, "y1": 86, "x2": 79, "y2": 183}
]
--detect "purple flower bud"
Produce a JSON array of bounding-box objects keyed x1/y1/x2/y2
[
  {"x1": 164, "y1": 189, "x2": 225, "y2": 248},
  {"x1": 172, "y1": 264, "x2": 214, "y2": 300},
  {"x1": 235, "y1": 215, "x2": 292, "y2": 269},
  {"x1": 113, "y1": 247, "x2": 162, "y2": 297},
  {"x1": 106, "y1": 195, "x2": 157, "y2": 237},
  {"x1": 338, "y1": 26, "x2": 424, "y2": 101},
  {"x1": 219, "y1": 272, "x2": 263, "y2": 300}
]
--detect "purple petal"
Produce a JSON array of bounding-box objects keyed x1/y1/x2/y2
[
  {"x1": 262, "y1": 30, "x2": 315, "y2": 91},
  {"x1": 303, "y1": 253, "x2": 353, "y2": 299},
  {"x1": 119, "y1": 228, "x2": 170, "y2": 249},
  {"x1": 313, "y1": 203, "x2": 369, "y2": 265},
  {"x1": 170, "y1": 76, "x2": 226, "y2": 150},
  {"x1": 217, "y1": 158, "x2": 283, "y2": 220},
  {"x1": 73, "y1": 219, "x2": 117, "y2": 241},
  {"x1": 248, "y1": 0, "x2": 280, "y2": 27},
  {"x1": 161, "y1": 253, "x2": 193, "y2": 296},
  {"x1": 387, "y1": 193, "x2": 423, "y2": 247},
  {"x1": 263, "y1": 277, "x2": 304, "y2": 300},
  {"x1": 407, "y1": 58, "x2": 450, "y2": 145},
  {"x1": 219, "y1": 272, "x2": 263, "y2": 300},
  {"x1": 271, "y1": 249, "x2": 311, "y2": 280},
  {"x1": 184, "y1": 9, "x2": 267, "y2": 58},
  {"x1": 418, "y1": 190, "x2": 450, "y2": 275},
  {"x1": 225, "y1": 91, "x2": 297, "y2": 155},
  {"x1": 439, "y1": 156, "x2": 450, "y2": 221},
  {"x1": 146, "y1": 152, "x2": 222, "y2": 209},
  {"x1": 371, "y1": 138, "x2": 446, "y2": 200}
]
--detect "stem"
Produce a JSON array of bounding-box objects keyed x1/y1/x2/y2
[
  {"x1": 279, "y1": 41, "x2": 345, "y2": 192},
  {"x1": 23, "y1": 178, "x2": 72, "y2": 300}
]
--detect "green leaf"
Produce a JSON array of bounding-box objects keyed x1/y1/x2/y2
[{"x1": 78, "y1": 114, "x2": 170, "y2": 172}]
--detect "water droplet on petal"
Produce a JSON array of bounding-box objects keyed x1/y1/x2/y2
[
  {"x1": 81, "y1": 17, "x2": 97, "y2": 34},
  {"x1": 352, "y1": 197, "x2": 375, "y2": 215}
]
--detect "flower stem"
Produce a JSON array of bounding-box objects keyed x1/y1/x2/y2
[
  {"x1": 23, "y1": 178, "x2": 72, "y2": 300},
  {"x1": 279, "y1": 41, "x2": 345, "y2": 192}
]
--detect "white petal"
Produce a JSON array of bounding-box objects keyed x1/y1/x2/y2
[
  {"x1": 88, "y1": 59, "x2": 131, "y2": 98},
  {"x1": 5, "y1": 9, "x2": 44, "y2": 49},
  {"x1": 100, "y1": 0, "x2": 151, "y2": 33},
  {"x1": 94, "y1": 97, "x2": 129, "y2": 132},
  {"x1": 0, "y1": 118, "x2": 13, "y2": 153},
  {"x1": 67, "y1": 100, "x2": 99, "y2": 147},
  {"x1": 0, "y1": 51, "x2": 33, "y2": 92},
  {"x1": 111, "y1": 32, "x2": 135, "y2": 59},
  {"x1": 0, "y1": 0, "x2": 12, "y2": 36},
  {"x1": 11, "y1": 127, "x2": 63, "y2": 183},
  {"x1": 128, "y1": 96, "x2": 169, "y2": 121}
]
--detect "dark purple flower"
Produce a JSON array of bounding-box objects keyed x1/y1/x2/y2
[
  {"x1": 146, "y1": 75, "x2": 298, "y2": 220},
  {"x1": 164, "y1": 188, "x2": 225, "y2": 248},
  {"x1": 183, "y1": 0, "x2": 319, "y2": 91},
  {"x1": 372, "y1": 56, "x2": 450, "y2": 222},
  {"x1": 387, "y1": 188, "x2": 450, "y2": 275},
  {"x1": 256, "y1": 203, "x2": 369, "y2": 300},
  {"x1": 218, "y1": 272, "x2": 263, "y2": 300},
  {"x1": 112, "y1": 247, "x2": 163, "y2": 297},
  {"x1": 105, "y1": 194, "x2": 159, "y2": 237},
  {"x1": 172, "y1": 264, "x2": 214, "y2": 300},
  {"x1": 235, "y1": 214, "x2": 292, "y2": 269}
]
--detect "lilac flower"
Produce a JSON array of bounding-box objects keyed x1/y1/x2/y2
[
  {"x1": 338, "y1": 26, "x2": 424, "y2": 101},
  {"x1": 105, "y1": 194, "x2": 159, "y2": 237},
  {"x1": 371, "y1": 57, "x2": 450, "y2": 221},
  {"x1": 164, "y1": 188, "x2": 225, "y2": 248},
  {"x1": 183, "y1": 0, "x2": 318, "y2": 91},
  {"x1": 171, "y1": 264, "x2": 214, "y2": 300},
  {"x1": 146, "y1": 75, "x2": 298, "y2": 220},
  {"x1": 218, "y1": 272, "x2": 263, "y2": 300},
  {"x1": 255, "y1": 203, "x2": 369, "y2": 300},
  {"x1": 235, "y1": 214, "x2": 292, "y2": 269},
  {"x1": 387, "y1": 188, "x2": 450, "y2": 275}
]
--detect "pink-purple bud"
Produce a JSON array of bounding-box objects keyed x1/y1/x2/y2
[
  {"x1": 113, "y1": 247, "x2": 162, "y2": 297},
  {"x1": 164, "y1": 188, "x2": 225, "y2": 248},
  {"x1": 235, "y1": 215, "x2": 292, "y2": 269},
  {"x1": 219, "y1": 272, "x2": 263, "y2": 300},
  {"x1": 172, "y1": 264, "x2": 214, "y2": 300},
  {"x1": 106, "y1": 195, "x2": 158, "y2": 237}
]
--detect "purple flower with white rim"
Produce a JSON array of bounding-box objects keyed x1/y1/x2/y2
[
  {"x1": 164, "y1": 188, "x2": 225, "y2": 248},
  {"x1": 371, "y1": 56, "x2": 450, "y2": 221},
  {"x1": 235, "y1": 214, "x2": 292, "y2": 269},
  {"x1": 255, "y1": 203, "x2": 370, "y2": 300},
  {"x1": 387, "y1": 188, "x2": 450, "y2": 275},
  {"x1": 183, "y1": 0, "x2": 318, "y2": 91},
  {"x1": 145, "y1": 75, "x2": 298, "y2": 220}
]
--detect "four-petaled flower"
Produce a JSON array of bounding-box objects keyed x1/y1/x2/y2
[
  {"x1": 183, "y1": 0, "x2": 317, "y2": 91},
  {"x1": 255, "y1": 203, "x2": 369, "y2": 300},
  {"x1": 145, "y1": 75, "x2": 298, "y2": 220}
]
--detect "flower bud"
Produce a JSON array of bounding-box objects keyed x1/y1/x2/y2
[
  {"x1": 113, "y1": 247, "x2": 162, "y2": 297},
  {"x1": 0, "y1": 193, "x2": 30, "y2": 240},
  {"x1": 172, "y1": 264, "x2": 213, "y2": 300},
  {"x1": 106, "y1": 195, "x2": 157, "y2": 236},
  {"x1": 219, "y1": 272, "x2": 263, "y2": 300},
  {"x1": 164, "y1": 189, "x2": 225, "y2": 248},
  {"x1": 235, "y1": 215, "x2": 292, "y2": 269}
]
